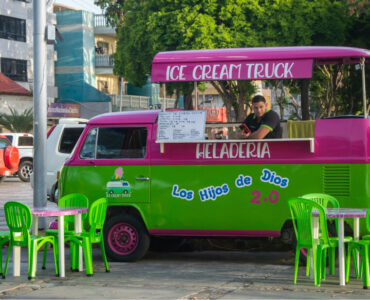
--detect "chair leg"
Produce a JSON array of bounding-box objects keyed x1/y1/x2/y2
[
  {"x1": 42, "y1": 242, "x2": 48, "y2": 269},
  {"x1": 363, "y1": 245, "x2": 370, "y2": 289},
  {"x1": 28, "y1": 241, "x2": 38, "y2": 280},
  {"x1": 82, "y1": 237, "x2": 93, "y2": 276},
  {"x1": 314, "y1": 245, "x2": 321, "y2": 286},
  {"x1": 321, "y1": 248, "x2": 327, "y2": 280},
  {"x1": 99, "y1": 239, "x2": 109, "y2": 272},
  {"x1": 352, "y1": 248, "x2": 359, "y2": 279},
  {"x1": 70, "y1": 242, "x2": 78, "y2": 271},
  {"x1": 329, "y1": 247, "x2": 335, "y2": 275},
  {"x1": 306, "y1": 249, "x2": 311, "y2": 277},
  {"x1": 294, "y1": 246, "x2": 300, "y2": 284},
  {"x1": 0, "y1": 245, "x2": 3, "y2": 276},
  {"x1": 52, "y1": 239, "x2": 59, "y2": 276},
  {"x1": 346, "y1": 244, "x2": 352, "y2": 283},
  {"x1": 3, "y1": 244, "x2": 12, "y2": 278}
]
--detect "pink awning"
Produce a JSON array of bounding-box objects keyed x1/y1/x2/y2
[{"x1": 151, "y1": 46, "x2": 370, "y2": 83}]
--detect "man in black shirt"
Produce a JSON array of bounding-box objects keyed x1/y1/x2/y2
[{"x1": 238, "y1": 95, "x2": 282, "y2": 139}]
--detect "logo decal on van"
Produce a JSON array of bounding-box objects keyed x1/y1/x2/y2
[{"x1": 106, "y1": 167, "x2": 131, "y2": 197}]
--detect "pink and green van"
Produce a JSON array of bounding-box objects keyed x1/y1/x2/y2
[{"x1": 59, "y1": 46, "x2": 370, "y2": 261}]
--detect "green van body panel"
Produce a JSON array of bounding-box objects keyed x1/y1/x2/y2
[{"x1": 59, "y1": 163, "x2": 367, "y2": 234}]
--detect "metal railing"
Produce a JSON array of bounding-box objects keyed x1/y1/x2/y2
[
  {"x1": 158, "y1": 98, "x2": 176, "y2": 109},
  {"x1": 95, "y1": 54, "x2": 114, "y2": 67},
  {"x1": 110, "y1": 94, "x2": 150, "y2": 110},
  {"x1": 94, "y1": 14, "x2": 109, "y2": 27}
]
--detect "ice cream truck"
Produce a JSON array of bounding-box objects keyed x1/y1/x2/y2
[{"x1": 59, "y1": 46, "x2": 370, "y2": 262}]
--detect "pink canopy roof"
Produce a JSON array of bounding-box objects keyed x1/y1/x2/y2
[{"x1": 151, "y1": 46, "x2": 370, "y2": 82}]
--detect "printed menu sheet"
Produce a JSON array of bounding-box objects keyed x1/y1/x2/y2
[{"x1": 157, "y1": 110, "x2": 206, "y2": 141}]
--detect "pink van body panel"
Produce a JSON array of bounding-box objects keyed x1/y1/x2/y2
[{"x1": 65, "y1": 111, "x2": 370, "y2": 167}]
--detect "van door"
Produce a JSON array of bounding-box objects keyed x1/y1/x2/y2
[{"x1": 66, "y1": 125, "x2": 151, "y2": 204}]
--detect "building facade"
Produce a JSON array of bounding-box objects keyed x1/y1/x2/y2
[{"x1": 0, "y1": 0, "x2": 56, "y2": 115}]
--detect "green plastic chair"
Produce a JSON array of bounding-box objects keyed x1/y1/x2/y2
[
  {"x1": 0, "y1": 232, "x2": 10, "y2": 277},
  {"x1": 345, "y1": 209, "x2": 370, "y2": 288},
  {"x1": 65, "y1": 197, "x2": 109, "y2": 276},
  {"x1": 42, "y1": 193, "x2": 89, "y2": 271},
  {"x1": 3, "y1": 201, "x2": 59, "y2": 280},
  {"x1": 288, "y1": 197, "x2": 340, "y2": 286},
  {"x1": 300, "y1": 193, "x2": 353, "y2": 279}
]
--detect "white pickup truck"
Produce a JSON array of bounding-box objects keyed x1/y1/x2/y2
[{"x1": 4, "y1": 133, "x2": 33, "y2": 182}]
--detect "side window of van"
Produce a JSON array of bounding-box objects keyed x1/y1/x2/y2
[
  {"x1": 80, "y1": 128, "x2": 97, "y2": 159},
  {"x1": 79, "y1": 127, "x2": 147, "y2": 160}
]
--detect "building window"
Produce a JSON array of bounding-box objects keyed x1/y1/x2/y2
[
  {"x1": 98, "y1": 80, "x2": 109, "y2": 94},
  {"x1": 1, "y1": 58, "x2": 27, "y2": 82},
  {"x1": 0, "y1": 15, "x2": 26, "y2": 42},
  {"x1": 96, "y1": 41, "x2": 109, "y2": 54}
]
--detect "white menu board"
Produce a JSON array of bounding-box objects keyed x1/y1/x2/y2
[{"x1": 157, "y1": 110, "x2": 206, "y2": 141}]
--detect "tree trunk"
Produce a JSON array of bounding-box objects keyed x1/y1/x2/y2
[
  {"x1": 174, "y1": 89, "x2": 180, "y2": 109},
  {"x1": 301, "y1": 79, "x2": 310, "y2": 120},
  {"x1": 183, "y1": 93, "x2": 193, "y2": 110}
]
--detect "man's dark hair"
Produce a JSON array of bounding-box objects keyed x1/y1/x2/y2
[{"x1": 251, "y1": 95, "x2": 266, "y2": 104}]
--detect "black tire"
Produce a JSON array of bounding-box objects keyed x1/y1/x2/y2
[
  {"x1": 18, "y1": 160, "x2": 33, "y2": 182},
  {"x1": 0, "y1": 176, "x2": 5, "y2": 183},
  {"x1": 50, "y1": 182, "x2": 59, "y2": 203},
  {"x1": 103, "y1": 214, "x2": 150, "y2": 262}
]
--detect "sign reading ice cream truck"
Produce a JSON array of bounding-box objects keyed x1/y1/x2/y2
[{"x1": 59, "y1": 46, "x2": 370, "y2": 263}]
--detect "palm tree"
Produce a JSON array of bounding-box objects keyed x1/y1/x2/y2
[{"x1": 0, "y1": 107, "x2": 33, "y2": 133}]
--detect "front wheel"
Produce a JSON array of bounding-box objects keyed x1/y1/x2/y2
[
  {"x1": 18, "y1": 160, "x2": 33, "y2": 182},
  {"x1": 104, "y1": 214, "x2": 150, "y2": 262}
]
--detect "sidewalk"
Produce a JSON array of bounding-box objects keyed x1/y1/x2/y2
[
  {"x1": 0, "y1": 249, "x2": 369, "y2": 299},
  {"x1": 0, "y1": 178, "x2": 369, "y2": 299}
]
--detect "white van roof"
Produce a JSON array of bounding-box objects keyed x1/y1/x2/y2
[{"x1": 58, "y1": 118, "x2": 88, "y2": 124}]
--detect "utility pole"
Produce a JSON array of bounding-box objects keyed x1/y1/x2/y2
[{"x1": 33, "y1": 0, "x2": 47, "y2": 227}]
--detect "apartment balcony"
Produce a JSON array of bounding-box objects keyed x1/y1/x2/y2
[
  {"x1": 95, "y1": 54, "x2": 114, "y2": 74},
  {"x1": 94, "y1": 14, "x2": 116, "y2": 36}
]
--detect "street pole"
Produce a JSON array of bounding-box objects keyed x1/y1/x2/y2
[
  {"x1": 33, "y1": 0, "x2": 47, "y2": 227},
  {"x1": 194, "y1": 82, "x2": 198, "y2": 110},
  {"x1": 119, "y1": 77, "x2": 123, "y2": 111}
]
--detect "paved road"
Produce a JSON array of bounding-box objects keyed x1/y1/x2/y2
[
  {"x1": 0, "y1": 177, "x2": 56, "y2": 231},
  {"x1": 0, "y1": 178, "x2": 369, "y2": 299}
]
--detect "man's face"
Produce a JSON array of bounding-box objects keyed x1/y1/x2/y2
[{"x1": 252, "y1": 101, "x2": 267, "y2": 118}]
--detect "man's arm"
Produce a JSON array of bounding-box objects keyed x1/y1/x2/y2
[{"x1": 247, "y1": 126, "x2": 271, "y2": 139}]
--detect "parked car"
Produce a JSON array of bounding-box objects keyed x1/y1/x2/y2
[
  {"x1": 30, "y1": 118, "x2": 87, "y2": 202},
  {"x1": 4, "y1": 133, "x2": 33, "y2": 182},
  {"x1": 0, "y1": 135, "x2": 20, "y2": 183}
]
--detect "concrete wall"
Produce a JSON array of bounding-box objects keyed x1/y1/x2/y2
[{"x1": 0, "y1": 94, "x2": 33, "y2": 114}]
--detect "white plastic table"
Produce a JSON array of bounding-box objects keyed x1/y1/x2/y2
[
  {"x1": 12, "y1": 207, "x2": 88, "y2": 278},
  {"x1": 312, "y1": 208, "x2": 367, "y2": 286}
]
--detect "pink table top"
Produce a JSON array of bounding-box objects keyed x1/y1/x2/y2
[
  {"x1": 313, "y1": 208, "x2": 368, "y2": 218},
  {"x1": 31, "y1": 207, "x2": 88, "y2": 217}
]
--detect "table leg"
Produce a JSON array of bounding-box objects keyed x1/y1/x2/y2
[
  {"x1": 58, "y1": 216, "x2": 65, "y2": 278},
  {"x1": 13, "y1": 246, "x2": 21, "y2": 277},
  {"x1": 338, "y1": 218, "x2": 345, "y2": 286},
  {"x1": 310, "y1": 216, "x2": 320, "y2": 280},
  {"x1": 74, "y1": 214, "x2": 83, "y2": 271},
  {"x1": 353, "y1": 218, "x2": 360, "y2": 275}
]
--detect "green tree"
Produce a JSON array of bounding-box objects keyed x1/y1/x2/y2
[
  {"x1": 97, "y1": 0, "x2": 361, "y2": 120},
  {"x1": 0, "y1": 107, "x2": 33, "y2": 133}
]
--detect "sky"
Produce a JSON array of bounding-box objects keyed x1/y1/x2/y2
[{"x1": 54, "y1": 0, "x2": 103, "y2": 14}]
